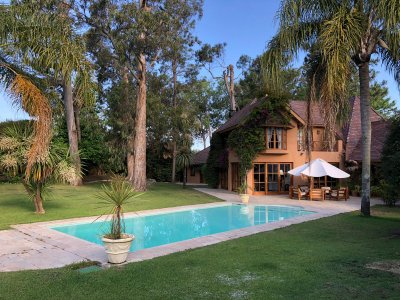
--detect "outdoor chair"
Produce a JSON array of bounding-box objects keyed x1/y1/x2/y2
[
  {"x1": 330, "y1": 187, "x2": 348, "y2": 201},
  {"x1": 292, "y1": 186, "x2": 309, "y2": 200},
  {"x1": 309, "y1": 188, "x2": 325, "y2": 201},
  {"x1": 321, "y1": 186, "x2": 331, "y2": 197}
]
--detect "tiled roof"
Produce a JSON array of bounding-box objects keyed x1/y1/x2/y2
[
  {"x1": 215, "y1": 98, "x2": 261, "y2": 133},
  {"x1": 215, "y1": 99, "x2": 323, "y2": 134},
  {"x1": 289, "y1": 100, "x2": 324, "y2": 126},
  {"x1": 344, "y1": 96, "x2": 383, "y2": 160},
  {"x1": 349, "y1": 119, "x2": 390, "y2": 162},
  {"x1": 213, "y1": 96, "x2": 390, "y2": 162},
  {"x1": 192, "y1": 147, "x2": 210, "y2": 165}
]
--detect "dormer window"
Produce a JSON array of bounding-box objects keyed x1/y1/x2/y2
[{"x1": 267, "y1": 127, "x2": 287, "y2": 150}]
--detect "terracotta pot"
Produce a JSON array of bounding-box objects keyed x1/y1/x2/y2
[
  {"x1": 102, "y1": 234, "x2": 134, "y2": 264},
  {"x1": 239, "y1": 194, "x2": 250, "y2": 203}
]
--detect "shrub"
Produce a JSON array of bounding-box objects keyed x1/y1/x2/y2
[
  {"x1": 370, "y1": 185, "x2": 382, "y2": 198},
  {"x1": 379, "y1": 180, "x2": 399, "y2": 207},
  {"x1": 381, "y1": 114, "x2": 400, "y2": 206}
]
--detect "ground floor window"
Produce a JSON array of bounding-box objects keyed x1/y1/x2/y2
[
  {"x1": 313, "y1": 176, "x2": 338, "y2": 188},
  {"x1": 253, "y1": 162, "x2": 292, "y2": 193},
  {"x1": 254, "y1": 164, "x2": 266, "y2": 192},
  {"x1": 190, "y1": 166, "x2": 196, "y2": 176}
]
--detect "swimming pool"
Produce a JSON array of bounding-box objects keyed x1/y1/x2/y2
[{"x1": 52, "y1": 204, "x2": 314, "y2": 252}]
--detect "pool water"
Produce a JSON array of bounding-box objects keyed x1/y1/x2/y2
[{"x1": 52, "y1": 204, "x2": 314, "y2": 252}]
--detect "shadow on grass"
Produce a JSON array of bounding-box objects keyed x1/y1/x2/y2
[{"x1": 1, "y1": 198, "x2": 64, "y2": 211}]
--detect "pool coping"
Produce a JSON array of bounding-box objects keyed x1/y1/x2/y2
[{"x1": 10, "y1": 201, "x2": 340, "y2": 269}]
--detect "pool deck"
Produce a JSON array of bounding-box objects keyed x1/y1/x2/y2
[{"x1": 0, "y1": 189, "x2": 380, "y2": 272}]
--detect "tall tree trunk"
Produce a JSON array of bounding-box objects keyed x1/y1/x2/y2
[
  {"x1": 127, "y1": 139, "x2": 135, "y2": 182},
  {"x1": 131, "y1": 0, "x2": 148, "y2": 191},
  {"x1": 224, "y1": 64, "x2": 237, "y2": 115},
  {"x1": 171, "y1": 59, "x2": 178, "y2": 183},
  {"x1": 202, "y1": 133, "x2": 207, "y2": 149},
  {"x1": 35, "y1": 182, "x2": 45, "y2": 214},
  {"x1": 359, "y1": 62, "x2": 371, "y2": 216},
  {"x1": 171, "y1": 142, "x2": 177, "y2": 183},
  {"x1": 228, "y1": 64, "x2": 236, "y2": 111},
  {"x1": 122, "y1": 67, "x2": 135, "y2": 182},
  {"x1": 63, "y1": 78, "x2": 82, "y2": 186},
  {"x1": 132, "y1": 54, "x2": 147, "y2": 191}
]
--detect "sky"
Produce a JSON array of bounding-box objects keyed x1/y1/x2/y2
[{"x1": 1, "y1": 0, "x2": 399, "y2": 121}]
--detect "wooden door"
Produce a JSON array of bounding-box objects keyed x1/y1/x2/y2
[{"x1": 231, "y1": 163, "x2": 240, "y2": 192}]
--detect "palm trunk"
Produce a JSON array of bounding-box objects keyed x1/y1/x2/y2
[
  {"x1": 35, "y1": 182, "x2": 45, "y2": 214},
  {"x1": 132, "y1": 53, "x2": 147, "y2": 191},
  {"x1": 183, "y1": 167, "x2": 187, "y2": 188},
  {"x1": 359, "y1": 62, "x2": 371, "y2": 216},
  {"x1": 63, "y1": 78, "x2": 82, "y2": 186},
  {"x1": 73, "y1": 104, "x2": 81, "y2": 142}
]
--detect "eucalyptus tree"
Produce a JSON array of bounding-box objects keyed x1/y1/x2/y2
[
  {"x1": 159, "y1": 0, "x2": 202, "y2": 183},
  {"x1": 262, "y1": 0, "x2": 400, "y2": 216},
  {"x1": 0, "y1": 1, "x2": 94, "y2": 186},
  {"x1": 77, "y1": 0, "x2": 203, "y2": 190}
]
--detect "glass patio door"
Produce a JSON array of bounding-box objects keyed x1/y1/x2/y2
[
  {"x1": 253, "y1": 163, "x2": 293, "y2": 194},
  {"x1": 267, "y1": 164, "x2": 279, "y2": 192},
  {"x1": 253, "y1": 164, "x2": 266, "y2": 192}
]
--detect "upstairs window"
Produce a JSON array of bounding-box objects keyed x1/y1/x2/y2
[
  {"x1": 297, "y1": 127, "x2": 305, "y2": 151},
  {"x1": 267, "y1": 127, "x2": 287, "y2": 150}
]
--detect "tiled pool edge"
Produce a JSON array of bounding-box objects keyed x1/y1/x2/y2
[{"x1": 9, "y1": 201, "x2": 340, "y2": 270}]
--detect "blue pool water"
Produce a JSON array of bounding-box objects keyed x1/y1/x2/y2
[{"x1": 52, "y1": 204, "x2": 314, "y2": 252}]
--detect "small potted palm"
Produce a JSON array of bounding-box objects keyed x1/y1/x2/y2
[
  {"x1": 237, "y1": 181, "x2": 250, "y2": 203},
  {"x1": 96, "y1": 175, "x2": 141, "y2": 264}
]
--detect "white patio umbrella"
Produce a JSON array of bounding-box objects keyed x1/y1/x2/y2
[{"x1": 288, "y1": 158, "x2": 350, "y2": 178}]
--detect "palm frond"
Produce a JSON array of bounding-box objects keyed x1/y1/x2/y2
[
  {"x1": 317, "y1": 7, "x2": 363, "y2": 149},
  {"x1": 261, "y1": 20, "x2": 320, "y2": 95},
  {"x1": 8, "y1": 73, "x2": 52, "y2": 177}
]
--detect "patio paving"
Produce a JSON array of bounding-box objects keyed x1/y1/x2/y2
[{"x1": 0, "y1": 189, "x2": 381, "y2": 272}]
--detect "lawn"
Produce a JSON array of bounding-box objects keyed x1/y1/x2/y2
[
  {"x1": 0, "y1": 182, "x2": 220, "y2": 230},
  {"x1": 0, "y1": 206, "x2": 399, "y2": 299}
]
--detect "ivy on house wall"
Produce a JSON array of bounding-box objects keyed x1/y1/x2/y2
[
  {"x1": 206, "y1": 96, "x2": 291, "y2": 188},
  {"x1": 204, "y1": 133, "x2": 228, "y2": 188},
  {"x1": 228, "y1": 96, "x2": 290, "y2": 181},
  {"x1": 227, "y1": 126, "x2": 265, "y2": 180}
]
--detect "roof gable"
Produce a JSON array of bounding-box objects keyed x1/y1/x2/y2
[
  {"x1": 191, "y1": 147, "x2": 210, "y2": 165},
  {"x1": 349, "y1": 119, "x2": 390, "y2": 162},
  {"x1": 344, "y1": 96, "x2": 383, "y2": 160}
]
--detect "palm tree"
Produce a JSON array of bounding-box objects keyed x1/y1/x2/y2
[
  {"x1": 176, "y1": 149, "x2": 193, "y2": 188},
  {"x1": 262, "y1": 0, "x2": 400, "y2": 216},
  {"x1": 0, "y1": 2, "x2": 94, "y2": 186},
  {"x1": 0, "y1": 124, "x2": 79, "y2": 214}
]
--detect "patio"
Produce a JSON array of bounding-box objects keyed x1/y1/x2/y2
[{"x1": 0, "y1": 189, "x2": 381, "y2": 272}]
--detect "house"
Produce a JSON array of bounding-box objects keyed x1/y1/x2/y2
[
  {"x1": 186, "y1": 147, "x2": 209, "y2": 184},
  {"x1": 342, "y1": 96, "x2": 390, "y2": 163},
  {"x1": 197, "y1": 96, "x2": 389, "y2": 195}
]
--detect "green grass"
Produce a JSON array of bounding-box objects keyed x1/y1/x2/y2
[
  {"x1": 0, "y1": 206, "x2": 399, "y2": 299},
  {"x1": 0, "y1": 182, "x2": 220, "y2": 230}
]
